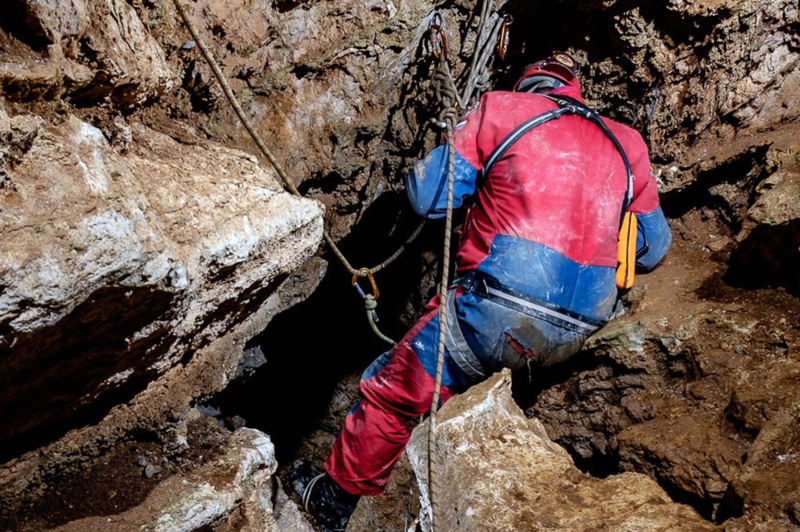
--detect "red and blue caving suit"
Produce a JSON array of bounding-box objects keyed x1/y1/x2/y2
[{"x1": 325, "y1": 86, "x2": 672, "y2": 496}]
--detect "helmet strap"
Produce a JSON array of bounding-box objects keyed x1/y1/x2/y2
[{"x1": 516, "y1": 75, "x2": 565, "y2": 94}]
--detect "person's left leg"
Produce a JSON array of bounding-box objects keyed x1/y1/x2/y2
[
  {"x1": 326, "y1": 290, "x2": 477, "y2": 496},
  {"x1": 290, "y1": 290, "x2": 479, "y2": 531}
]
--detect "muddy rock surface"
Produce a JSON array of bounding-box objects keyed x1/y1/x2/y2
[
  {"x1": 407, "y1": 371, "x2": 718, "y2": 532},
  {"x1": 0, "y1": 0, "x2": 799, "y2": 530},
  {"x1": 523, "y1": 233, "x2": 800, "y2": 531}
]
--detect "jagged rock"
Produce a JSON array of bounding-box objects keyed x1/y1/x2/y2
[
  {"x1": 407, "y1": 371, "x2": 717, "y2": 532},
  {"x1": 726, "y1": 166, "x2": 800, "y2": 292},
  {"x1": 0, "y1": 0, "x2": 175, "y2": 106},
  {"x1": 749, "y1": 170, "x2": 800, "y2": 226},
  {"x1": 0, "y1": 253, "x2": 326, "y2": 528},
  {"x1": 527, "y1": 236, "x2": 800, "y2": 527},
  {"x1": 1, "y1": 0, "x2": 799, "y2": 530},
  {"x1": 0, "y1": 47, "x2": 94, "y2": 102},
  {"x1": 0, "y1": 103, "x2": 322, "y2": 444},
  {"x1": 0, "y1": 99, "x2": 324, "y2": 512},
  {"x1": 46, "y1": 427, "x2": 313, "y2": 532},
  {"x1": 722, "y1": 403, "x2": 800, "y2": 530}
]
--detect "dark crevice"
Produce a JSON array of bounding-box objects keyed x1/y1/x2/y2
[
  {"x1": 292, "y1": 64, "x2": 321, "y2": 81},
  {"x1": 298, "y1": 170, "x2": 343, "y2": 196},
  {"x1": 210, "y1": 196, "x2": 441, "y2": 465},
  {"x1": 0, "y1": 286, "x2": 177, "y2": 463},
  {"x1": 725, "y1": 220, "x2": 800, "y2": 297},
  {"x1": 0, "y1": 1, "x2": 52, "y2": 51},
  {"x1": 274, "y1": 0, "x2": 304, "y2": 14},
  {"x1": 660, "y1": 145, "x2": 771, "y2": 223}
]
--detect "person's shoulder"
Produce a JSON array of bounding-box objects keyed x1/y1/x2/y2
[
  {"x1": 481, "y1": 90, "x2": 556, "y2": 113},
  {"x1": 601, "y1": 113, "x2": 647, "y2": 149}
]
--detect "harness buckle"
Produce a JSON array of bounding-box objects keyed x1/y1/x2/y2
[{"x1": 455, "y1": 271, "x2": 479, "y2": 293}]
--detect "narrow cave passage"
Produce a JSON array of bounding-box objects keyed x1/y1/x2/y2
[
  {"x1": 210, "y1": 192, "x2": 442, "y2": 466},
  {"x1": 2, "y1": 0, "x2": 799, "y2": 530},
  {"x1": 202, "y1": 1, "x2": 783, "y2": 527}
]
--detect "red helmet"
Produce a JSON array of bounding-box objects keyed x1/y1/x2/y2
[{"x1": 514, "y1": 51, "x2": 581, "y2": 94}]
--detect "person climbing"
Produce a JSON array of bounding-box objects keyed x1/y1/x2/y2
[{"x1": 289, "y1": 51, "x2": 672, "y2": 532}]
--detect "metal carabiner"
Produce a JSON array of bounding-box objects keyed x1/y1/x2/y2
[
  {"x1": 352, "y1": 268, "x2": 380, "y2": 301},
  {"x1": 498, "y1": 15, "x2": 513, "y2": 60},
  {"x1": 427, "y1": 12, "x2": 448, "y2": 60}
]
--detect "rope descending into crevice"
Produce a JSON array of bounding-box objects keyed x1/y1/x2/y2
[
  {"x1": 427, "y1": 112, "x2": 457, "y2": 532},
  {"x1": 170, "y1": 0, "x2": 422, "y2": 344},
  {"x1": 425, "y1": 3, "x2": 504, "y2": 530},
  {"x1": 170, "y1": 2, "x2": 505, "y2": 529}
]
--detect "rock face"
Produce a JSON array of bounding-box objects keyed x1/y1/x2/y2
[
  {"x1": 407, "y1": 371, "x2": 717, "y2": 532},
  {"x1": 40, "y1": 425, "x2": 315, "y2": 532},
  {"x1": 0, "y1": 102, "x2": 322, "y2": 448},
  {"x1": 0, "y1": 0, "x2": 173, "y2": 106},
  {"x1": 526, "y1": 235, "x2": 800, "y2": 531},
  {"x1": 0, "y1": 0, "x2": 799, "y2": 530}
]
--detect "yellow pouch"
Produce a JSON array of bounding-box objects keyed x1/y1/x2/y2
[{"x1": 616, "y1": 212, "x2": 638, "y2": 290}]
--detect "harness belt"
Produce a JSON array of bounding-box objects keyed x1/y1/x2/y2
[
  {"x1": 463, "y1": 272, "x2": 604, "y2": 333},
  {"x1": 443, "y1": 272, "x2": 605, "y2": 381},
  {"x1": 444, "y1": 289, "x2": 487, "y2": 381}
]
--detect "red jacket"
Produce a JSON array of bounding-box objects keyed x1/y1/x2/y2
[{"x1": 406, "y1": 86, "x2": 671, "y2": 322}]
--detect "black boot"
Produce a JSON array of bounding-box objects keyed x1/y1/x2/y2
[{"x1": 288, "y1": 461, "x2": 360, "y2": 532}]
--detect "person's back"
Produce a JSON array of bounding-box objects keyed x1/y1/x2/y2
[
  {"x1": 452, "y1": 88, "x2": 663, "y2": 323},
  {"x1": 291, "y1": 51, "x2": 672, "y2": 532}
]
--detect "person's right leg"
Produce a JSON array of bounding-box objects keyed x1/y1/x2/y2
[{"x1": 294, "y1": 283, "x2": 587, "y2": 530}]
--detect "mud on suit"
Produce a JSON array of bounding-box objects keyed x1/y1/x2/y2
[{"x1": 325, "y1": 86, "x2": 672, "y2": 496}]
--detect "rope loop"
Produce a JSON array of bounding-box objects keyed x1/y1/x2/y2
[
  {"x1": 363, "y1": 294, "x2": 378, "y2": 311},
  {"x1": 364, "y1": 295, "x2": 397, "y2": 346}
]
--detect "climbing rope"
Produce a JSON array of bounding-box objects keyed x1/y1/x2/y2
[
  {"x1": 424, "y1": 3, "x2": 507, "y2": 530},
  {"x1": 459, "y1": 2, "x2": 507, "y2": 109},
  {"x1": 170, "y1": 0, "x2": 421, "y2": 343},
  {"x1": 170, "y1": 2, "x2": 508, "y2": 528},
  {"x1": 352, "y1": 268, "x2": 397, "y2": 346}
]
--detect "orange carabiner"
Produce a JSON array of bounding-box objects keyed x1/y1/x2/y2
[
  {"x1": 498, "y1": 15, "x2": 513, "y2": 60},
  {"x1": 427, "y1": 12, "x2": 448, "y2": 60},
  {"x1": 352, "y1": 268, "x2": 380, "y2": 300}
]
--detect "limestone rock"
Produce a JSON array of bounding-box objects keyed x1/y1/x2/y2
[
  {"x1": 46, "y1": 427, "x2": 313, "y2": 532},
  {"x1": 406, "y1": 371, "x2": 716, "y2": 532},
  {"x1": 0, "y1": 103, "x2": 323, "y2": 449},
  {"x1": 1, "y1": 0, "x2": 174, "y2": 106},
  {"x1": 749, "y1": 170, "x2": 800, "y2": 226}
]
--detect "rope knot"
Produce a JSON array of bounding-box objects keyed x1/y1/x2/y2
[{"x1": 364, "y1": 295, "x2": 378, "y2": 311}]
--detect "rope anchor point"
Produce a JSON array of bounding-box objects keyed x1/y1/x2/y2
[{"x1": 351, "y1": 268, "x2": 379, "y2": 301}]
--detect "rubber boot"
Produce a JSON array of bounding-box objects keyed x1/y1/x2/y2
[{"x1": 288, "y1": 460, "x2": 360, "y2": 532}]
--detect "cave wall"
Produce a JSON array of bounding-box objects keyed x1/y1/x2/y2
[{"x1": 0, "y1": 0, "x2": 799, "y2": 529}]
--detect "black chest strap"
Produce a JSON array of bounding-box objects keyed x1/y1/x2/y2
[{"x1": 481, "y1": 94, "x2": 635, "y2": 220}]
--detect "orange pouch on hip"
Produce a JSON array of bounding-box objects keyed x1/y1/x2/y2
[{"x1": 616, "y1": 212, "x2": 637, "y2": 290}]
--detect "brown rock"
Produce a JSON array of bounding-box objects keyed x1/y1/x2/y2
[{"x1": 407, "y1": 371, "x2": 717, "y2": 532}]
